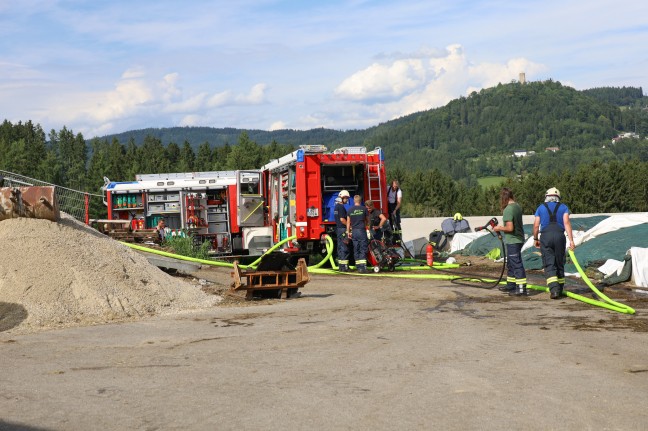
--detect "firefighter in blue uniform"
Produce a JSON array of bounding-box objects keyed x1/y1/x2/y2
[
  {"x1": 532, "y1": 187, "x2": 576, "y2": 299},
  {"x1": 334, "y1": 190, "x2": 351, "y2": 272},
  {"x1": 347, "y1": 194, "x2": 370, "y2": 273}
]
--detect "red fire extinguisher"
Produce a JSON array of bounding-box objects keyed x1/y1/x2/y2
[{"x1": 426, "y1": 242, "x2": 434, "y2": 266}]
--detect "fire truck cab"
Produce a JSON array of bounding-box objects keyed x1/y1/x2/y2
[
  {"x1": 102, "y1": 170, "x2": 271, "y2": 255},
  {"x1": 261, "y1": 145, "x2": 387, "y2": 253}
]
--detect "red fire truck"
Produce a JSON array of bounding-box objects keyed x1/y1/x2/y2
[
  {"x1": 101, "y1": 170, "x2": 271, "y2": 255},
  {"x1": 261, "y1": 145, "x2": 388, "y2": 254}
]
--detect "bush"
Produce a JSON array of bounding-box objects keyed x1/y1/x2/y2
[{"x1": 162, "y1": 235, "x2": 211, "y2": 260}]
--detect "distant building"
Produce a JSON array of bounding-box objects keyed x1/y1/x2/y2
[
  {"x1": 519, "y1": 72, "x2": 526, "y2": 84},
  {"x1": 545, "y1": 147, "x2": 560, "y2": 152},
  {"x1": 513, "y1": 150, "x2": 528, "y2": 157},
  {"x1": 612, "y1": 132, "x2": 640, "y2": 144}
]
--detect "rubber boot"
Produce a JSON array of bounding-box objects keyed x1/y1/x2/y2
[
  {"x1": 339, "y1": 264, "x2": 349, "y2": 272},
  {"x1": 550, "y1": 285, "x2": 562, "y2": 299},
  {"x1": 499, "y1": 283, "x2": 516, "y2": 293},
  {"x1": 357, "y1": 264, "x2": 368, "y2": 274},
  {"x1": 509, "y1": 284, "x2": 527, "y2": 296}
]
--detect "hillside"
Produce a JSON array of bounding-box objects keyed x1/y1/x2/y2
[
  {"x1": 366, "y1": 80, "x2": 636, "y2": 172},
  {"x1": 94, "y1": 81, "x2": 647, "y2": 179}
]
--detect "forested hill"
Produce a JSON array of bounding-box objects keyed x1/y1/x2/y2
[
  {"x1": 100, "y1": 126, "x2": 369, "y2": 150},
  {"x1": 97, "y1": 82, "x2": 646, "y2": 177},
  {"x1": 365, "y1": 80, "x2": 643, "y2": 173}
]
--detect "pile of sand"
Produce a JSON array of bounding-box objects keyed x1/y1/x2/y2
[{"x1": 0, "y1": 214, "x2": 219, "y2": 333}]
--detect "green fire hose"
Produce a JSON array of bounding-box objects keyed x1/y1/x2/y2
[{"x1": 122, "y1": 235, "x2": 634, "y2": 315}]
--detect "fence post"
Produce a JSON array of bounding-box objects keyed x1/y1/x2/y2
[{"x1": 84, "y1": 193, "x2": 90, "y2": 225}]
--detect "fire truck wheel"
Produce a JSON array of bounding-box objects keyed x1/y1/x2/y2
[{"x1": 373, "y1": 266, "x2": 380, "y2": 273}]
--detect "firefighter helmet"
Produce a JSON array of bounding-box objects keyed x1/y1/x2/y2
[
  {"x1": 453, "y1": 212, "x2": 463, "y2": 221},
  {"x1": 545, "y1": 187, "x2": 561, "y2": 198},
  {"x1": 338, "y1": 190, "x2": 350, "y2": 198}
]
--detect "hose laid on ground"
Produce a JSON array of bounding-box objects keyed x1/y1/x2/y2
[
  {"x1": 523, "y1": 250, "x2": 635, "y2": 314},
  {"x1": 122, "y1": 235, "x2": 298, "y2": 269},
  {"x1": 123, "y1": 234, "x2": 634, "y2": 314}
]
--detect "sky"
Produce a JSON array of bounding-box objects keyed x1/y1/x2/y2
[{"x1": 1, "y1": 0, "x2": 647, "y2": 138}]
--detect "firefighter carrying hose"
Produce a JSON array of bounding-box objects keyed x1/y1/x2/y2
[
  {"x1": 334, "y1": 190, "x2": 351, "y2": 272},
  {"x1": 532, "y1": 187, "x2": 576, "y2": 299}
]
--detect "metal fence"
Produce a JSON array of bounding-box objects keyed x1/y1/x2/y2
[{"x1": 0, "y1": 169, "x2": 103, "y2": 223}]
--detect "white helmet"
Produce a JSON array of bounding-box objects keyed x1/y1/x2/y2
[
  {"x1": 338, "y1": 190, "x2": 350, "y2": 198},
  {"x1": 545, "y1": 187, "x2": 561, "y2": 198}
]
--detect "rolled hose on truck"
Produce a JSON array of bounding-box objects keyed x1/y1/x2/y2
[{"x1": 122, "y1": 236, "x2": 635, "y2": 315}]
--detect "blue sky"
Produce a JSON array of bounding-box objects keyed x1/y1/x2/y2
[{"x1": 1, "y1": 0, "x2": 647, "y2": 138}]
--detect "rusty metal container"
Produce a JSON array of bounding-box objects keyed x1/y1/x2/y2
[{"x1": 0, "y1": 186, "x2": 60, "y2": 222}]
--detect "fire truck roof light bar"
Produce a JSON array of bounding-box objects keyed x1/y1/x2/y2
[
  {"x1": 298, "y1": 145, "x2": 328, "y2": 153},
  {"x1": 333, "y1": 147, "x2": 366, "y2": 154}
]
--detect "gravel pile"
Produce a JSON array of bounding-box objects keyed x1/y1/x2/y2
[{"x1": 0, "y1": 214, "x2": 218, "y2": 333}]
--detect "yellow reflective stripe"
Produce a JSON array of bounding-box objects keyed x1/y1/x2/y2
[
  {"x1": 356, "y1": 259, "x2": 367, "y2": 264},
  {"x1": 507, "y1": 277, "x2": 516, "y2": 283},
  {"x1": 516, "y1": 278, "x2": 527, "y2": 284},
  {"x1": 558, "y1": 278, "x2": 565, "y2": 283},
  {"x1": 547, "y1": 276, "x2": 558, "y2": 285},
  {"x1": 339, "y1": 260, "x2": 348, "y2": 264}
]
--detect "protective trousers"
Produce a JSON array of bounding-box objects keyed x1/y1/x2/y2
[
  {"x1": 336, "y1": 227, "x2": 350, "y2": 269},
  {"x1": 506, "y1": 243, "x2": 527, "y2": 288},
  {"x1": 388, "y1": 203, "x2": 401, "y2": 242},
  {"x1": 540, "y1": 223, "x2": 566, "y2": 294},
  {"x1": 352, "y1": 227, "x2": 368, "y2": 270}
]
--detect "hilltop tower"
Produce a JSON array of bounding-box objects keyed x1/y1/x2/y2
[{"x1": 519, "y1": 72, "x2": 526, "y2": 84}]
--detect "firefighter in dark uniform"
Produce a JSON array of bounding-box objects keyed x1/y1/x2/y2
[
  {"x1": 347, "y1": 194, "x2": 370, "y2": 273},
  {"x1": 532, "y1": 187, "x2": 576, "y2": 299},
  {"x1": 334, "y1": 190, "x2": 351, "y2": 272},
  {"x1": 365, "y1": 200, "x2": 389, "y2": 241}
]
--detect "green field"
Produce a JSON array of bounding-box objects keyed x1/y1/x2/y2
[{"x1": 477, "y1": 176, "x2": 507, "y2": 188}]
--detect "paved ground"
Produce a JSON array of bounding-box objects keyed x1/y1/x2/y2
[{"x1": 2, "y1": 265, "x2": 648, "y2": 431}]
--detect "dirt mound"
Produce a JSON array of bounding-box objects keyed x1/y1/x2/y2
[{"x1": 0, "y1": 214, "x2": 219, "y2": 333}]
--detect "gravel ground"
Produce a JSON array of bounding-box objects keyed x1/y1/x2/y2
[{"x1": 1, "y1": 263, "x2": 648, "y2": 430}]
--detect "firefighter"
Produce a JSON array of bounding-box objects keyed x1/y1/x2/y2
[
  {"x1": 347, "y1": 195, "x2": 370, "y2": 273},
  {"x1": 387, "y1": 179, "x2": 402, "y2": 241},
  {"x1": 493, "y1": 187, "x2": 527, "y2": 296},
  {"x1": 365, "y1": 199, "x2": 389, "y2": 241},
  {"x1": 532, "y1": 187, "x2": 576, "y2": 299},
  {"x1": 334, "y1": 190, "x2": 351, "y2": 272}
]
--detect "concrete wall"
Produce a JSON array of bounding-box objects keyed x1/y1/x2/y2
[{"x1": 400, "y1": 213, "x2": 637, "y2": 243}]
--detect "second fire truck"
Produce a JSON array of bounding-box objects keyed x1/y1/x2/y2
[{"x1": 261, "y1": 145, "x2": 388, "y2": 254}]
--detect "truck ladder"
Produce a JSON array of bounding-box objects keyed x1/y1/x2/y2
[{"x1": 366, "y1": 160, "x2": 383, "y2": 203}]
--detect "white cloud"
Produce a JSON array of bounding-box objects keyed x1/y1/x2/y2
[
  {"x1": 269, "y1": 120, "x2": 287, "y2": 131},
  {"x1": 40, "y1": 70, "x2": 269, "y2": 136},
  {"x1": 333, "y1": 44, "x2": 547, "y2": 123}
]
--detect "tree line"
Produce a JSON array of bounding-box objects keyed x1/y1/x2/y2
[
  {"x1": 2, "y1": 119, "x2": 647, "y2": 220},
  {"x1": 390, "y1": 159, "x2": 648, "y2": 218}
]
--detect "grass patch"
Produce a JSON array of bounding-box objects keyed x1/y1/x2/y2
[{"x1": 478, "y1": 176, "x2": 507, "y2": 188}]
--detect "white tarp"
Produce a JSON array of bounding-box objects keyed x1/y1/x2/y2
[
  {"x1": 597, "y1": 259, "x2": 625, "y2": 277},
  {"x1": 450, "y1": 231, "x2": 489, "y2": 253},
  {"x1": 631, "y1": 247, "x2": 648, "y2": 287},
  {"x1": 574, "y1": 213, "x2": 648, "y2": 246}
]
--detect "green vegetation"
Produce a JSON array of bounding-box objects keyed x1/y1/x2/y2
[
  {"x1": 2, "y1": 81, "x2": 647, "y2": 220},
  {"x1": 162, "y1": 235, "x2": 212, "y2": 260},
  {"x1": 478, "y1": 176, "x2": 506, "y2": 188}
]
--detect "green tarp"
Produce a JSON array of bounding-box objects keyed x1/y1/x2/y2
[{"x1": 456, "y1": 216, "x2": 648, "y2": 273}]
